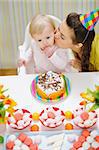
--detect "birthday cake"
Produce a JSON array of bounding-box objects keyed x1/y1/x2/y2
[{"x1": 36, "y1": 71, "x2": 66, "y2": 100}]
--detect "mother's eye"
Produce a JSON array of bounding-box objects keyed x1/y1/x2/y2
[{"x1": 60, "y1": 34, "x2": 65, "y2": 40}]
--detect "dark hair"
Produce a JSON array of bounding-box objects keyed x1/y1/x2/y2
[{"x1": 66, "y1": 13, "x2": 95, "y2": 72}]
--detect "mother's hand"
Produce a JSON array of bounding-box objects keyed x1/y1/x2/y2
[{"x1": 70, "y1": 59, "x2": 82, "y2": 72}]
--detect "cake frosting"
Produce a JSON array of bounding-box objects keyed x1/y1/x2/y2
[{"x1": 36, "y1": 71, "x2": 66, "y2": 100}]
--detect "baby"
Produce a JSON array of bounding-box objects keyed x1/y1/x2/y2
[{"x1": 18, "y1": 14, "x2": 78, "y2": 74}]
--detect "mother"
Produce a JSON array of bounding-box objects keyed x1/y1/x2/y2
[{"x1": 55, "y1": 9, "x2": 99, "y2": 72}]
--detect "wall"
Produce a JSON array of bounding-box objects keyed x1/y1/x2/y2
[{"x1": 0, "y1": 0, "x2": 99, "y2": 68}]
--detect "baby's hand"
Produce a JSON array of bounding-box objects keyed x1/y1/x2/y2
[
  {"x1": 70, "y1": 59, "x2": 81, "y2": 72},
  {"x1": 17, "y1": 58, "x2": 26, "y2": 67},
  {"x1": 43, "y1": 45, "x2": 57, "y2": 58}
]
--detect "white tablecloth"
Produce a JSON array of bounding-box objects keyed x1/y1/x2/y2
[
  {"x1": 0, "y1": 72, "x2": 99, "y2": 113},
  {"x1": 0, "y1": 72, "x2": 99, "y2": 149}
]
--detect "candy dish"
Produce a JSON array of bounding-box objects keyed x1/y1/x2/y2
[
  {"x1": 7, "y1": 109, "x2": 32, "y2": 130},
  {"x1": 39, "y1": 107, "x2": 65, "y2": 128},
  {"x1": 74, "y1": 110, "x2": 97, "y2": 129}
]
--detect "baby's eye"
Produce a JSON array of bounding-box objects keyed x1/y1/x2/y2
[
  {"x1": 46, "y1": 36, "x2": 50, "y2": 39},
  {"x1": 38, "y1": 39, "x2": 42, "y2": 42}
]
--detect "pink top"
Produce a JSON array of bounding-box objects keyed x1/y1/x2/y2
[{"x1": 19, "y1": 39, "x2": 78, "y2": 74}]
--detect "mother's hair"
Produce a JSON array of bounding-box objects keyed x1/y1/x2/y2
[{"x1": 66, "y1": 13, "x2": 95, "y2": 71}]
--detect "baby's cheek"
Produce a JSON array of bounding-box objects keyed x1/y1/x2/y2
[
  {"x1": 37, "y1": 43, "x2": 42, "y2": 49},
  {"x1": 50, "y1": 38, "x2": 55, "y2": 46}
]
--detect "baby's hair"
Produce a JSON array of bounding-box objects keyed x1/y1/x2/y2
[{"x1": 29, "y1": 14, "x2": 56, "y2": 38}]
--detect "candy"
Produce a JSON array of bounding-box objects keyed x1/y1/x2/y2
[
  {"x1": 32, "y1": 112, "x2": 39, "y2": 121},
  {"x1": 6, "y1": 141, "x2": 14, "y2": 149},
  {"x1": 24, "y1": 120, "x2": 31, "y2": 127},
  {"x1": 89, "y1": 112, "x2": 96, "y2": 119},
  {"x1": 31, "y1": 124, "x2": 39, "y2": 131},
  {"x1": 78, "y1": 148, "x2": 83, "y2": 150},
  {"x1": 18, "y1": 133, "x2": 27, "y2": 142},
  {"x1": 47, "y1": 111, "x2": 55, "y2": 119},
  {"x1": 65, "y1": 111, "x2": 74, "y2": 119},
  {"x1": 10, "y1": 123, "x2": 17, "y2": 128},
  {"x1": 65, "y1": 123, "x2": 73, "y2": 130},
  {"x1": 92, "y1": 141, "x2": 99, "y2": 148},
  {"x1": 73, "y1": 141, "x2": 82, "y2": 148},
  {"x1": 17, "y1": 120, "x2": 24, "y2": 127},
  {"x1": 8, "y1": 109, "x2": 32, "y2": 130},
  {"x1": 49, "y1": 123, "x2": 55, "y2": 127},
  {"x1": 90, "y1": 130, "x2": 98, "y2": 138},
  {"x1": 78, "y1": 135, "x2": 86, "y2": 143},
  {"x1": 82, "y1": 130, "x2": 90, "y2": 137},
  {"x1": 24, "y1": 137, "x2": 32, "y2": 146},
  {"x1": 21, "y1": 144, "x2": 30, "y2": 150},
  {"x1": 84, "y1": 119, "x2": 93, "y2": 127},
  {"x1": 70, "y1": 148, "x2": 76, "y2": 150},
  {"x1": 41, "y1": 112, "x2": 48, "y2": 119},
  {"x1": 29, "y1": 144, "x2": 39, "y2": 150},
  {"x1": 74, "y1": 106, "x2": 97, "y2": 129},
  {"x1": 86, "y1": 136, "x2": 94, "y2": 143},
  {"x1": 80, "y1": 100, "x2": 87, "y2": 106},
  {"x1": 80, "y1": 112, "x2": 89, "y2": 121},
  {"x1": 56, "y1": 121, "x2": 62, "y2": 126},
  {"x1": 88, "y1": 148, "x2": 95, "y2": 150},
  {"x1": 13, "y1": 145, "x2": 21, "y2": 150},
  {"x1": 14, "y1": 139, "x2": 22, "y2": 146},
  {"x1": 55, "y1": 110, "x2": 61, "y2": 115},
  {"x1": 95, "y1": 136, "x2": 99, "y2": 142},
  {"x1": 23, "y1": 114, "x2": 31, "y2": 122},
  {"x1": 43, "y1": 121, "x2": 49, "y2": 126},
  {"x1": 8, "y1": 116, "x2": 16, "y2": 123},
  {"x1": 14, "y1": 113, "x2": 23, "y2": 121},
  {"x1": 7, "y1": 135, "x2": 16, "y2": 142},
  {"x1": 78, "y1": 122, "x2": 84, "y2": 128},
  {"x1": 14, "y1": 109, "x2": 23, "y2": 115},
  {"x1": 82, "y1": 142, "x2": 90, "y2": 149},
  {"x1": 40, "y1": 107, "x2": 65, "y2": 128},
  {"x1": 46, "y1": 118, "x2": 56, "y2": 124}
]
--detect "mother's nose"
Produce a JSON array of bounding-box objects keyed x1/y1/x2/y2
[{"x1": 54, "y1": 30, "x2": 60, "y2": 39}]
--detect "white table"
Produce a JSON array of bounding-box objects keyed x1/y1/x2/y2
[
  {"x1": 0, "y1": 72, "x2": 99, "y2": 113},
  {"x1": 0, "y1": 72, "x2": 99, "y2": 149}
]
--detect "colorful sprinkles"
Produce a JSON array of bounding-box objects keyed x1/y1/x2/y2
[{"x1": 31, "y1": 73, "x2": 71, "y2": 103}]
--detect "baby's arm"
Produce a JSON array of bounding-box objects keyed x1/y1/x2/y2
[
  {"x1": 18, "y1": 47, "x2": 33, "y2": 67},
  {"x1": 48, "y1": 48, "x2": 68, "y2": 70},
  {"x1": 49, "y1": 48, "x2": 80, "y2": 72}
]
